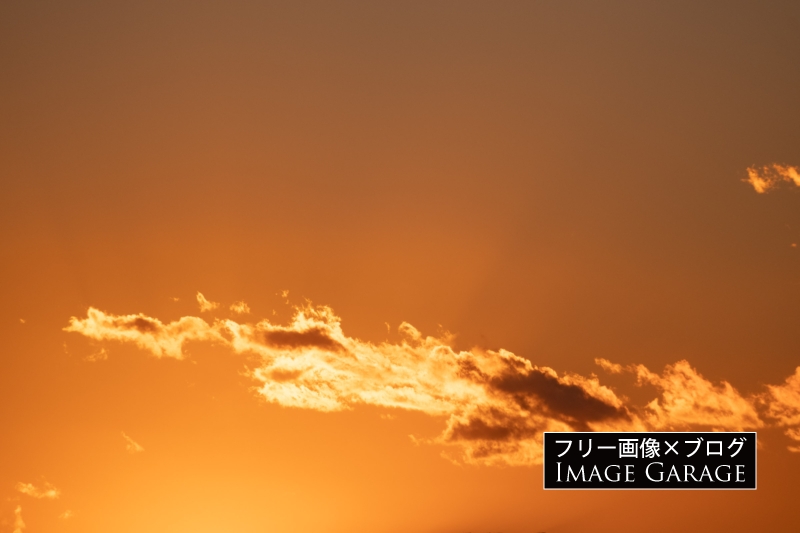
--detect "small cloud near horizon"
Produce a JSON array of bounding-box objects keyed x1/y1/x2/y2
[
  {"x1": 230, "y1": 301, "x2": 251, "y2": 314},
  {"x1": 196, "y1": 292, "x2": 219, "y2": 312},
  {"x1": 744, "y1": 164, "x2": 800, "y2": 193},
  {"x1": 122, "y1": 432, "x2": 144, "y2": 454},
  {"x1": 83, "y1": 348, "x2": 108, "y2": 362},
  {"x1": 16, "y1": 481, "x2": 60, "y2": 500},
  {"x1": 13, "y1": 505, "x2": 24, "y2": 533}
]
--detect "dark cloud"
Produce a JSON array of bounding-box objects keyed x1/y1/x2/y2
[
  {"x1": 268, "y1": 368, "x2": 306, "y2": 382},
  {"x1": 263, "y1": 327, "x2": 344, "y2": 352},
  {"x1": 446, "y1": 410, "x2": 538, "y2": 442},
  {"x1": 125, "y1": 317, "x2": 160, "y2": 334},
  {"x1": 489, "y1": 368, "x2": 628, "y2": 425}
]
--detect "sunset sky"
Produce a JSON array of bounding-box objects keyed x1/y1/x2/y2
[{"x1": 2, "y1": 2, "x2": 800, "y2": 532}]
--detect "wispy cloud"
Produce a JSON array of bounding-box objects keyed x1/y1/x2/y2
[
  {"x1": 627, "y1": 361, "x2": 762, "y2": 431},
  {"x1": 230, "y1": 301, "x2": 251, "y2": 314},
  {"x1": 64, "y1": 307, "x2": 222, "y2": 359},
  {"x1": 16, "y1": 481, "x2": 60, "y2": 500},
  {"x1": 593, "y1": 359, "x2": 764, "y2": 434},
  {"x1": 83, "y1": 347, "x2": 108, "y2": 362},
  {"x1": 764, "y1": 367, "x2": 800, "y2": 452},
  {"x1": 122, "y1": 432, "x2": 144, "y2": 454},
  {"x1": 196, "y1": 292, "x2": 219, "y2": 312},
  {"x1": 13, "y1": 506, "x2": 24, "y2": 533},
  {"x1": 594, "y1": 358, "x2": 623, "y2": 374},
  {"x1": 65, "y1": 301, "x2": 786, "y2": 465},
  {"x1": 744, "y1": 164, "x2": 800, "y2": 193}
]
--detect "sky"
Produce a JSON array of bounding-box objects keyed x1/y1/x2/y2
[{"x1": 2, "y1": 1, "x2": 800, "y2": 532}]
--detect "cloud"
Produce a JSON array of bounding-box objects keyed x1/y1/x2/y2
[
  {"x1": 83, "y1": 348, "x2": 108, "y2": 362},
  {"x1": 16, "y1": 481, "x2": 60, "y2": 500},
  {"x1": 629, "y1": 360, "x2": 762, "y2": 431},
  {"x1": 66, "y1": 304, "x2": 633, "y2": 464},
  {"x1": 230, "y1": 301, "x2": 250, "y2": 314},
  {"x1": 196, "y1": 292, "x2": 219, "y2": 312},
  {"x1": 65, "y1": 301, "x2": 784, "y2": 465},
  {"x1": 595, "y1": 357, "x2": 622, "y2": 374},
  {"x1": 122, "y1": 432, "x2": 144, "y2": 454},
  {"x1": 240, "y1": 311, "x2": 637, "y2": 465},
  {"x1": 764, "y1": 367, "x2": 800, "y2": 451},
  {"x1": 744, "y1": 164, "x2": 800, "y2": 193},
  {"x1": 64, "y1": 307, "x2": 223, "y2": 359},
  {"x1": 13, "y1": 506, "x2": 24, "y2": 533},
  {"x1": 61, "y1": 510, "x2": 73, "y2": 520}
]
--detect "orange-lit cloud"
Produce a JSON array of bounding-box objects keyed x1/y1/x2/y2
[
  {"x1": 744, "y1": 164, "x2": 800, "y2": 193},
  {"x1": 65, "y1": 301, "x2": 780, "y2": 465},
  {"x1": 64, "y1": 307, "x2": 223, "y2": 359},
  {"x1": 83, "y1": 348, "x2": 108, "y2": 362},
  {"x1": 16, "y1": 481, "x2": 60, "y2": 500},
  {"x1": 628, "y1": 360, "x2": 762, "y2": 431},
  {"x1": 595, "y1": 357, "x2": 623, "y2": 374},
  {"x1": 764, "y1": 367, "x2": 800, "y2": 452},
  {"x1": 226, "y1": 304, "x2": 641, "y2": 464},
  {"x1": 66, "y1": 303, "x2": 633, "y2": 464},
  {"x1": 13, "y1": 506, "x2": 24, "y2": 533},
  {"x1": 230, "y1": 301, "x2": 250, "y2": 314},
  {"x1": 196, "y1": 292, "x2": 219, "y2": 312},
  {"x1": 122, "y1": 432, "x2": 144, "y2": 454}
]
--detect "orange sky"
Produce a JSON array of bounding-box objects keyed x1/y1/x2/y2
[{"x1": 2, "y1": 2, "x2": 800, "y2": 532}]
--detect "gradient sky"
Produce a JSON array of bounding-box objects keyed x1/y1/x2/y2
[{"x1": 2, "y1": 1, "x2": 800, "y2": 532}]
